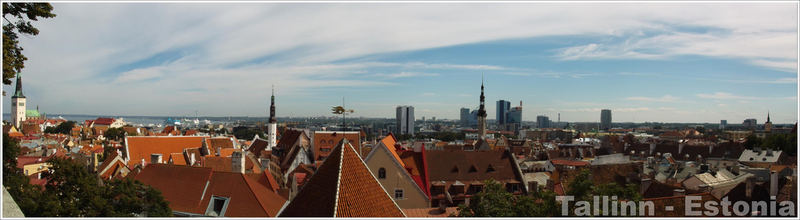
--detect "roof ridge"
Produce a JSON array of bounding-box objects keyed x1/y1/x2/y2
[
  {"x1": 241, "y1": 173, "x2": 271, "y2": 216},
  {"x1": 345, "y1": 142, "x2": 406, "y2": 217},
  {"x1": 332, "y1": 139, "x2": 346, "y2": 217}
]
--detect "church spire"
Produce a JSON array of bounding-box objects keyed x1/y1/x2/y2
[
  {"x1": 767, "y1": 111, "x2": 771, "y2": 123},
  {"x1": 478, "y1": 74, "x2": 486, "y2": 117},
  {"x1": 269, "y1": 85, "x2": 276, "y2": 123},
  {"x1": 12, "y1": 73, "x2": 24, "y2": 98}
]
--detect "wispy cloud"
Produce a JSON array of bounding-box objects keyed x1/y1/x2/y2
[
  {"x1": 625, "y1": 95, "x2": 679, "y2": 102},
  {"x1": 696, "y1": 92, "x2": 796, "y2": 101}
]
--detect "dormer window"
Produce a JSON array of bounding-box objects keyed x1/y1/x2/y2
[
  {"x1": 469, "y1": 165, "x2": 477, "y2": 173},
  {"x1": 205, "y1": 196, "x2": 230, "y2": 217},
  {"x1": 451, "y1": 166, "x2": 459, "y2": 173},
  {"x1": 487, "y1": 164, "x2": 495, "y2": 172}
]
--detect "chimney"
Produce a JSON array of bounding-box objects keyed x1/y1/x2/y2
[
  {"x1": 673, "y1": 189, "x2": 685, "y2": 196},
  {"x1": 766, "y1": 149, "x2": 774, "y2": 157},
  {"x1": 140, "y1": 158, "x2": 146, "y2": 168},
  {"x1": 678, "y1": 143, "x2": 685, "y2": 155},
  {"x1": 216, "y1": 147, "x2": 221, "y2": 156},
  {"x1": 150, "y1": 154, "x2": 163, "y2": 164},
  {"x1": 641, "y1": 178, "x2": 652, "y2": 195},
  {"x1": 708, "y1": 145, "x2": 714, "y2": 154},
  {"x1": 189, "y1": 153, "x2": 196, "y2": 166},
  {"x1": 260, "y1": 158, "x2": 270, "y2": 173},
  {"x1": 770, "y1": 171, "x2": 779, "y2": 197},
  {"x1": 746, "y1": 176, "x2": 754, "y2": 198},
  {"x1": 231, "y1": 150, "x2": 245, "y2": 174},
  {"x1": 649, "y1": 143, "x2": 656, "y2": 154}
]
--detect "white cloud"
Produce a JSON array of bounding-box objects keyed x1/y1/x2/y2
[
  {"x1": 6, "y1": 2, "x2": 798, "y2": 118},
  {"x1": 625, "y1": 95, "x2": 679, "y2": 102},
  {"x1": 696, "y1": 92, "x2": 796, "y2": 101}
]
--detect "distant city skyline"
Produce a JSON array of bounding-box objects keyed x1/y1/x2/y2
[{"x1": 2, "y1": 3, "x2": 798, "y2": 124}]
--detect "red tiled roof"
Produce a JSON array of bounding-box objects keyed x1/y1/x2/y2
[
  {"x1": 403, "y1": 207, "x2": 458, "y2": 217},
  {"x1": 124, "y1": 136, "x2": 208, "y2": 168},
  {"x1": 16, "y1": 156, "x2": 47, "y2": 169},
  {"x1": 134, "y1": 164, "x2": 214, "y2": 213},
  {"x1": 248, "y1": 137, "x2": 269, "y2": 158},
  {"x1": 313, "y1": 131, "x2": 360, "y2": 162},
  {"x1": 169, "y1": 153, "x2": 187, "y2": 165},
  {"x1": 280, "y1": 139, "x2": 404, "y2": 217},
  {"x1": 550, "y1": 160, "x2": 590, "y2": 167},
  {"x1": 94, "y1": 117, "x2": 115, "y2": 125},
  {"x1": 135, "y1": 164, "x2": 286, "y2": 216}
]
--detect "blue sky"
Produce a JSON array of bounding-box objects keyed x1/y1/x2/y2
[{"x1": 2, "y1": 2, "x2": 798, "y2": 123}]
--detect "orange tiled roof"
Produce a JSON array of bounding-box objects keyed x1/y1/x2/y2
[
  {"x1": 280, "y1": 139, "x2": 404, "y2": 217},
  {"x1": 169, "y1": 153, "x2": 187, "y2": 165},
  {"x1": 135, "y1": 164, "x2": 285, "y2": 216},
  {"x1": 402, "y1": 207, "x2": 458, "y2": 217},
  {"x1": 124, "y1": 136, "x2": 208, "y2": 168},
  {"x1": 379, "y1": 133, "x2": 404, "y2": 167},
  {"x1": 313, "y1": 131, "x2": 360, "y2": 162}
]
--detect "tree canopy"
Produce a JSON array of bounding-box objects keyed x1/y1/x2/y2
[
  {"x1": 456, "y1": 179, "x2": 560, "y2": 217},
  {"x1": 2, "y1": 3, "x2": 56, "y2": 85},
  {"x1": 43, "y1": 120, "x2": 76, "y2": 134},
  {"x1": 2, "y1": 134, "x2": 171, "y2": 217}
]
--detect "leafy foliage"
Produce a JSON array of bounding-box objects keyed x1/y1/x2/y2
[
  {"x1": 2, "y1": 3, "x2": 56, "y2": 85},
  {"x1": 3, "y1": 136, "x2": 171, "y2": 217},
  {"x1": 745, "y1": 133, "x2": 797, "y2": 156},
  {"x1": 104, "y1": 127, "x2": 126, "y2": 140},
  {"x1": 564, "y1": 169, "x2": 642, "y2": 216},
  {"x1": 43, "y1": 121, "x2": 76, "y2": 134},
  {"x1": 456, "y1": 179, "x2": 561, "y2": 217}
]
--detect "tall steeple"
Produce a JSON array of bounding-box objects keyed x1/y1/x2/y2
[
  {"x1": 267, "y1": 85, "x2": 278, "y2": 150},
  {"x1": 12, "y1": 73, "x2": 25, "y2": 98},
  {"x1": 765, "y1": 111, "x2": 773, "y2": 132},
  {"x1": 477, "y1": 74, "x2": 487, "y2": 139},
  {"x1": 269, "y1": 85, "x2": 276, "y2": 123},
  {"x1": 11, "y1": 73, "x2": 27, "y2": 128},
  {"x1": 767, "y1": 111, "x2": 771, "y2": 123}
]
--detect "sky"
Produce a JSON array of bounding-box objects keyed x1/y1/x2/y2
[{"x1": 2, "y1": 2, "x2": 798, "y2": 124}]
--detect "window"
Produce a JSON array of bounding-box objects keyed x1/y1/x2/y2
[
  {"x1": 378, "y1": 168, "x2": 386, "y2": 179},
  {"x1": 486, "y1": 164, "x2": 495, "y2": 172},
  {"x1": 394, "y1": 189, "x2": 404, "y2": 199},
  {"x1": 450, "y1": 166, "x2": 459, "y2": 173},
  {"x1": 468, "y1": 165, "x2": 477, "y2": 173},
  {"x1": 205, "y1": 196, "x2": 230, "y2": 217},
  {"x1": 19, "y1": 102, "x2": 24, "y2": 106}
]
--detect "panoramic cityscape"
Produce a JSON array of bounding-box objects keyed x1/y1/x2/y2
[{"x1": 2, "y1": 1, "x2": 798, "y2": 218}]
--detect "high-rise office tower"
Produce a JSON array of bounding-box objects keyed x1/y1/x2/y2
[
  {"x1": 601, "y1": 109, "x2": 612, "y2": 130},
  {"x1": 497, "y1": 100, "x2": 511, "y2": 126},
  {"x1": 396, "y1": 106, "x2": 415, "y2": 135}
]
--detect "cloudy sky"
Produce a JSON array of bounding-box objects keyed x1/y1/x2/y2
[{"x1": 2, "y1": 2, "x2": 798, "y2": 123}]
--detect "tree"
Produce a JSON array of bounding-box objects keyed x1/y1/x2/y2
[
  {"x1": 44, "y1": 120, "x2": 76, "y2": 134},
  {"x1": 104, "y1": 127, "x2": 125, "y2": 141},
  {"x1": 456, "y1": 179, "x2": 561, "y2": 217},
  {"x1": 3, "y1": 3, "x2": 56, "y2": 85},
  {"x1": 744, "y1": 134, "x2": 762, "y2": 149},
  {"x1": 33, "y1": 157, "x2": 172, "y2": 217}
]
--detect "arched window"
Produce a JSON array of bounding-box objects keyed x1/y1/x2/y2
[{"x1": 378, "y1": 168, "x2": 386, "y2": 179}]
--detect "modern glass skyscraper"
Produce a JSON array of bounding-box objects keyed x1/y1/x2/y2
[
  {"x1": 460, "y1": 107, "x2": 470, "y2": 126},
  {"x1": 396, "y1": 106, "x2": 415, "y2": 135},
  {"x1": 537, "y1": 115, "x2": 550, "y2": 128},
  {"x1": 496, "y1": 100, "x2": 510, "y2": 125},
  {"x1": 601, "y1": 109, "x2": 612, "y2": 130}
]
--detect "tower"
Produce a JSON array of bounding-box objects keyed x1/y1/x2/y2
[
  {"x1": 11, "y1": 73, "x2": 26, "y2": 128},
  {"x1": 477, "y1": 76, "x2": 487, "y2": 139},
  {"x1": 765, "y1": 111, "x2": 772, "y2": 132},
  {"x1": 267, "y1": 85, "x2": 277, "y2": 150}
]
